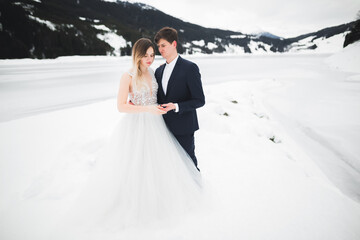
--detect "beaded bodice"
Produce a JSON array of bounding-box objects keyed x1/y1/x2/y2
[{"x1": 128, "y1": 70, "x2": 158, "y2": 106}]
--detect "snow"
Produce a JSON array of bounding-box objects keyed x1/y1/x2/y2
[
  {"x1": 136, "y1": 3, "x2": 157, "y2": 11},
  {"x1": 224, "y1": 43, "x2": 245, "y2": 54},
  {"x1": 207, "y1": 42, "x2": 217, "y2": 50},
  {"x1": 230, "y1": 34, "x2": 247, "y2": 39},
  {"x1": 13, "y1": 2, "x2": 34, "y2": 14},
  {"x1": 182, "y1": 32, "x2": 347, "y2": 54},
  {"x1": 96, "y1": 32, "x2": 128, "y2": 56},
  {"x1": 101, "y1": 0, "x2": 156, "y2": 10},
  {"x1": 0, "y1": 56, "x2": 127, "y2": 121},
  {"x1": 27, "y1": 15, "x2": 57, "y2": 31},
  {"x1": 191, "y1": 47, "x2": 203, "y2": 54},
  {"x1": 248, "y1": 40, "x2": 272, "y2": 53},
  {"x1": 92, "y1": 24, "x2": 111, "y2": 31},
  {"x1": 1, "y1": 44, "x2": 360, "y2": 239},
  {"x1": 288, "y1": 32, "x2": 349, "y2": 53},
  {"x1": 91, "y1": 25, "x2": 130, "y2": 56},
  {"x1": 192, "y1": 40, "x2": 205, "y2": 47},
  {"x1": 62, "y1": 23, "x2": 74, "y2": 28},
  {"x1": 325, "y1": 41, "x2": 360, "y2": 73},
  {"x1": 182, "y1": 42, "x2": 191, "y2": 48}
]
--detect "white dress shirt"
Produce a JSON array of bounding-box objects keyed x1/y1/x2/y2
[
  {"x1": 162, "y1": 54, "x2": 179, "y2": 112},
  {"x1": 162, "y1": 54, "x2": 179, "y2": 95}
]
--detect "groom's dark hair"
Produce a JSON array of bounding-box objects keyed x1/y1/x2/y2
[{"x1": 154, "y1": 27, "x2": 178, "y2": 46}]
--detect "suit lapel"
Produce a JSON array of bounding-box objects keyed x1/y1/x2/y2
[
  {"x1": 157, "y1": 64, "x2": 166, "y2": 97},
  {"x1": 165, "y1": 56, "x2": 182, "y2": 97}
]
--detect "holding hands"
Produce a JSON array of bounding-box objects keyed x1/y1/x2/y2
[
  {"x1": 145, "y1": 103, "x2": 176, "y2": 115},
  {"x1": 146, "y1": 105, "x2": 167, "y2": 115},
  {"x1": 160, "y1": 103, "x2": 176, "y2": 112},
  {"x1": 127, "y1": 101, "x2": 175, "y2": 115}
]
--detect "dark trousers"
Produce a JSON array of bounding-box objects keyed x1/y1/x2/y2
[{"x1": 174, "y1": 133, "x2": 199, "y2": 171}]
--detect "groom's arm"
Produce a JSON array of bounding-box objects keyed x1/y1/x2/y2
[{"x1": 177, "y1": 63, "x2": 205, "y2": 114}]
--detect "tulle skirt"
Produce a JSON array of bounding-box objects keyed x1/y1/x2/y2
[{"x1": 52, "y1": 112, "x2": 204, "y2": 239}]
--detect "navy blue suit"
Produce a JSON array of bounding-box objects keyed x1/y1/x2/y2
[{"x1": 155, "y1": 56, "x2": 205, "y2": 169}]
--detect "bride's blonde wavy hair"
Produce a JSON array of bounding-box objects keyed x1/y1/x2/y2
[{"x1": 130, "y1": 38, "x2": 155, "y2": 91}]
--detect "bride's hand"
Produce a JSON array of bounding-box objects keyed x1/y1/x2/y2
[{"x1": 146, "y1": 105, "x2": 167, "y2": 115}]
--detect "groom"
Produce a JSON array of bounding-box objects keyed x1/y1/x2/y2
[{"x1": 154, "y1": 27, "x2": 205, "y2": 171}]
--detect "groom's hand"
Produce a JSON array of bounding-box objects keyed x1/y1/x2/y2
[{"x1": 161, "y1": 103, "x2": 176, "y2": 112}]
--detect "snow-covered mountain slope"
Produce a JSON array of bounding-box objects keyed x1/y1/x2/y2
[
  {"x1": 287, "y1": 31, "x2": 350, "y2": 53},
  {"x1": 0, "y1": 0, "x2": 355, "y2": 58},
  {"x1": 326, "y1": 41, "x2": 360, "y2": 72}
]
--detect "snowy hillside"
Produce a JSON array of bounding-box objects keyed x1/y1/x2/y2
[
  {"x1": 287, "y1": 31, "x2": 350, "y2": 53},
  {"x1": 325, "y1": 41, "x2": 360, "y2": 72},
  {"x1": 0, "y1": 0, "x2": 355, "y2": 58}
]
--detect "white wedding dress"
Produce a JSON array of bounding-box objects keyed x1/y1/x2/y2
[{"x1": 52, "y1": 69, "x2": 203, "y2": 239}]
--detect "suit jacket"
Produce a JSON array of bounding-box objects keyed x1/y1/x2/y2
[{"x1": 155, "y1": 56, "x2": 205, "y2": 135}]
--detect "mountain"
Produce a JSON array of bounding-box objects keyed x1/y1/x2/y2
[
  {"x1": 254, "y1": 31, "x2": 283, "y2": 40},
  {"x1": 0, "y1": 0, "x2": 357, "y2": 59},
  {"x1": 344, "y1": 19, "x2": 360, "y2": 47}
]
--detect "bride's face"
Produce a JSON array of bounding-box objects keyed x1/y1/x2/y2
[{"x1": 140, "y1": 47, "x2": 155, "y2": 68}]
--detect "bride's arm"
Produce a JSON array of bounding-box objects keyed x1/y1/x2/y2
[{"x1": 117, "y1": 73, "x2": 166, "y2": 115}]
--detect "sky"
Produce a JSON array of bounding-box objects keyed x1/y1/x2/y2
[{"x1": 126, "y1": 0, "x2": 360, "y2": 38}]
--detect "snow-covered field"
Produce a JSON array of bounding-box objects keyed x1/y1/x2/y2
[{"x1": 1, "y1": 42, "x2": 360, "y2": 239}]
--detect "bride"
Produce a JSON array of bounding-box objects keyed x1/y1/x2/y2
[{"x1": 53, "y1": 38, "x2": 204, "y2": 238}]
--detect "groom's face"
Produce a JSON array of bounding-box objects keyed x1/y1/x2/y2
[{"x1": 157, "y1": 39, "x2": 177, "y2": 60}]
